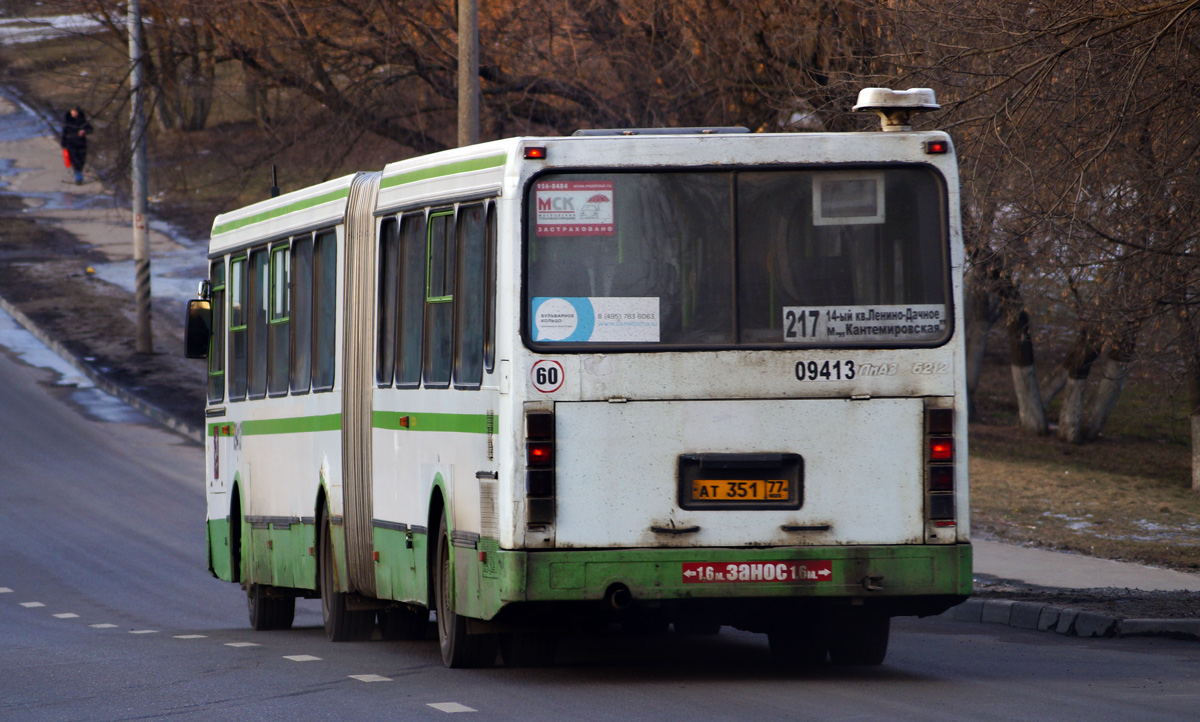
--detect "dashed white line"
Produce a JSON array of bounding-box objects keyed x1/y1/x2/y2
[
  {"x1": 225, "y1": 642, "x2": 259, "y2": 648},
  {"x1": 174, "y1": 635, "x2": 207, "y2": 639},
  {"x1": 283, "y1": 654, "x2": 322, "y2": 662},
  {"x1": 428, "y1": 703, "x2": 477, "y2": 713},
  {"x1": 20, "y1": 602, "x2": 44, "y2": 608},
  {"x1": 53, "y1": 613, "x2": 80, "y2": 619},
  {"x1": 89, "y1": 623, "x2": 117, "y2": 629},
  {"x1": 0, "y1": 587, "x2": 12, "y2": 593},
  {"x1": 349, "y1": 674, "x2": 392, "y2": 683},
  {"x1": 129, "y1": 630, "x2": 158, "y2": 635}
]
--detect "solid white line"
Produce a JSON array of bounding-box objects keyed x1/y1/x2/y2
[
  {"x1": 129, "y1": 630, "x2": 158, "y2": 635},
  {"x1": 283, "y1": 654, "x2": 322, "y2": 662},
  {"x1": 428, "y1": 702, "x2": 477, "y2": 713},
  {"x1": 89, "y1": 623, "x2": 117, "y2": 629},
  {"x1": 349, "y1": 674, "x2": 392, "y2": 683},
  {"x1": 173, "y1": 634, "x2": 207, "y2": 639},
  {"x1": 225, "y1": 642, "x2": 259, "y2": 648},
  {"x1": 53, "y1": 613, "x2": 80, "y2": 619},
  {"x1": 19, "y1": 602, "x2": 44, "y2": 608}
]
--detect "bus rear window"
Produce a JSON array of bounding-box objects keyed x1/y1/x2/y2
[{"x1": 525, "y1": 168, "x2": 949, "y2": 349}]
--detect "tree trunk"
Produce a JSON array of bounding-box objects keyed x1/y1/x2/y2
[
  {"x1": 964, "y1": 280, "x2": 999, "y2": 420},
  {"x1": 1083, "y1": 323, "x2": 1140, "y2": 440},
  {"x1": 1192, "y1": 415, "x2": 1200, "y2": 492},
  {"x1": 1007, "y1": 307, "x2": 1046, "y2": 434},
  {"x1": 1056, "y1": 330, "x2": 1099, "y2": 443}
]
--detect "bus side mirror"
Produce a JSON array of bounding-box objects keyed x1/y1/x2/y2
[{"x1": 184, "y1": 298, "x2": 212, "y2": 359}]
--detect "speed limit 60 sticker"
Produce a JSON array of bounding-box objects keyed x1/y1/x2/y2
[{"x1": 531, "y1": 359, "x2": 564, "y2": 393}]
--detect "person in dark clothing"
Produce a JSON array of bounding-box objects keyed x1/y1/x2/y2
[{"x1": 61, "y1": 107, "x2": 93, "y2": 185}]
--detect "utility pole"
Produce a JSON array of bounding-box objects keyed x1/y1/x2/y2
[
  {"x1": 127, "y1": 0, "x2": 153, "y2": 353},
  {"x1": 457, "y1": 0, "x2": 479, "y2": 147}
]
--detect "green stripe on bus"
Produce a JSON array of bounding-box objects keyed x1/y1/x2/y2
[
  {"x1": 380, "y1": 154, "x2": 507, "y2": 190},
  {"x1": 239, "y1": 414, "x2": 343, "y2": 436},
  {"x1": 372, "y1": 411, "x2": 497, "y2": 434},
  {"x1": 212, "y1": 188, "x2": 350, "y2": 236}
]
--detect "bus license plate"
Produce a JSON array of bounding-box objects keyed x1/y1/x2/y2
[
  {"x1": 682, "y1": 561, "x2": 832, "y2": 584},
  {"x1": 689, "y1": 479, "x2": 790, "y2": 503}
]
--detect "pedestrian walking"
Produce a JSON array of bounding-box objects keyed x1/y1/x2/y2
[{"x1": 60, "y1": 107, "x2": 92, "y2": 185}]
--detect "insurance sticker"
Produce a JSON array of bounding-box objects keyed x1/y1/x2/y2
[{"x1": 682, "y1": 561, "x2": 832, "y2": 584}]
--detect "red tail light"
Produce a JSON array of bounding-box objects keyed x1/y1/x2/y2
[
  {"x1": 525, "y1": 411, "x2": 555, "y2": 525},
  {"x1": 929, "y1": 437, "x2": 953, "y2": 462},
  {"x1": 926, "y1": 409, "x2": 956, "y2": 527}
]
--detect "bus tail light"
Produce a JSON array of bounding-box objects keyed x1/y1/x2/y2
[
  {"x1": 525, "y1": 411, "x2": 555, "y2": 525},
  {"x1": 926, "y1": 408, "x2": 955, "y2": 527}
]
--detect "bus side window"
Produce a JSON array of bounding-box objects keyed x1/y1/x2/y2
[
  {"x1": 267, "y1": 243, "x2": 290, "y2": 397},
  {"x1": 454, "y1": 203, "x2": 486, "y2": 389},
  {"x1": 396, "y1": 213, "x2": 426, "y2": 388},
  {"x1": 377, "y1": 217, "x2": 399, "y2": 387},
  {"x1": 483, "y1": 203, "x2": 497, "y2": 373},
  {"x1": 247, "y1": 247, "x2": 269, "y2": 399},
  {"x1": 312, "y1": 230, "x2": 338, "y2": 392},
  {"x1": 208, "y1": 258, "x2": 226, "y2": 403},
  {"x1": 423, "y1": 210, "x2": 454, "y2": 388},
  {"x1": 290, "y1": 234, "x2": 314, "y2": 394},
  {"x1": 228, "y1": 254, "x2": 248, "y2": 401}
]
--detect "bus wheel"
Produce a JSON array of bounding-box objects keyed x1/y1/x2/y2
[
  {"x1": 827, "y1": 610, "x2": 889, "y2": 666},
  {"x1": 378, "y1": 604, "x2": 429, "y2": 641},
  {"x1": 767, "y1": 619, "x2": 827, "y2": 665},
  {"x1": 247, "y1": 584, "x2": 295, "y2": 631},
  {"x1": 500, "y1": 633, "x2": 557, "y2": 667},
  {"x1": 319, "y1": 508, "x2": 373, "y2": 642},
  {"x1": 435, "y1": 513, "x2": 496, "y2": 667}
]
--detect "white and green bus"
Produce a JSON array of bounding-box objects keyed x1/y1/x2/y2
[{"x1": 186, "y1": 88, "x2": 970, "y2": 667}]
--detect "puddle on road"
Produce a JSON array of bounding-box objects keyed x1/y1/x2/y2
[
  {"x1": 0, "y1": 306, "x2": 149, "y2": 424},
  {"x1": 0, "y1": 90, "x2": 51, "y2": 142}
]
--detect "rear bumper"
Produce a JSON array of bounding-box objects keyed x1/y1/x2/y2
[{"x1": 485, "y1": 544, "x2": 971, "y2": 618}]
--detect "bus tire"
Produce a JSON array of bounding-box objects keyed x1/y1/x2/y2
[
  {"x1": 500, "y1": 633, "x2": 557, "y2": 667},
  {"x1": 827, "y1": 610, "x2": 889, "y2": 666},
  {"x1": 248, "y1": 583, "x2": 295, "y2": 631},
  {"x1": 378, "y1": 604, "x2": 429, "y2": 641},
  {"x1": 435, "y1": 513, "x2": 496, "y2": 667},
  {"x1": 319, "y1": 508, "x2": 373, "y2": 642}
]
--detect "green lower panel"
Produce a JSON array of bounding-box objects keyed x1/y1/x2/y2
[
  {"x1": 459, "y1": 543, "x2": 971, "y2": 619},
  {"x1": 207, "y1": 518, "x2": 232, "y2": 581},
  {"x1": 372, "y1": 528, "x2": 429, "y2": 605}
]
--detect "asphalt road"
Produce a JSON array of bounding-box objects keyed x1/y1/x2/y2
[{"x1": 1, "y1": 348, "x2": 1198, "y2": 722}]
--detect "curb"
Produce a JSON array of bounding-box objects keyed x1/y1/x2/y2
[
  {"x1": 0, "y1": 294, "x2": 204, "y2": 445},
  {"x1": 944, "y1": 598, "x2": 1200, "y2": 642}
]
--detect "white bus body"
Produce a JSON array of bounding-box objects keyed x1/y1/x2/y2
[{"x1": 193, "y1": 104, "x2": 970, "y2": 667}]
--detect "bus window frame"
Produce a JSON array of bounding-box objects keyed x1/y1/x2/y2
[
  {"x1": 518, "y1": 163, "x2": 954, "y2": 354},
  {"x1": 267, "y1": 242, "x2": 291, "y2": 397},
  {"x1": 207, "y1": 258, "x2": 226, "y2": 404},
  {"x1": 422, "y1": 208, "x2": 456, "y2": 389},
  {"x1": 228, "y1": 253, "x2": 249, "y2": 402}
]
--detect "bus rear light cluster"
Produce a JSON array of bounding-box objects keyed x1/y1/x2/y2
[
  {"x1": 525, "y1": 411, "x2": 555, "y2": 525},
  {"x1": 926, "y1": 408, "x2": 955, "y2": 526}
]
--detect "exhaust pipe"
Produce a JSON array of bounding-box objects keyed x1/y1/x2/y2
[{"x1": 605, "y1": 583, "x2": 632, "y2": 611}]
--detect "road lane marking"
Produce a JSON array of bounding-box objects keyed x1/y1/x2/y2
[
  {"x1": 225, "y1": 642, "x2": 259, "y2": 647},
  {"x1": 20, "y1": 602, "x2": 44, "y2": 608},
  {"x1": 174, "y1": 635, "x2": 207, "y2": 639},
  {"x1": 283, "y1": 655, "x2": 322, "y2": 662},
  {"x1": 428, "y1": 703, "x2": 477, "y2": 713},
  {"x1": 129, "y1": 630, "x2": 158, "y2": 634},
  {"x1": 53, "y1": 613, "x2": 80, "y2": 618},
  {"x1": 0, "y1": 587, "x2": 12, "y2": 593},
  {"x1": 90, "y1": 623, "x2": 117, "y2": 629},
  {"x1": 349, "y1": 674, "x2": 392, "y2": 683}
]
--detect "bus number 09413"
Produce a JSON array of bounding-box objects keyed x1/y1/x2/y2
[{"x1": 795, "y1": 359, "x2": 856, "y2": 381}]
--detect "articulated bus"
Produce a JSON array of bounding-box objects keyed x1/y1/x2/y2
[{"x1": 186, "y1": 88, "x2": 970, "y2": 668}]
